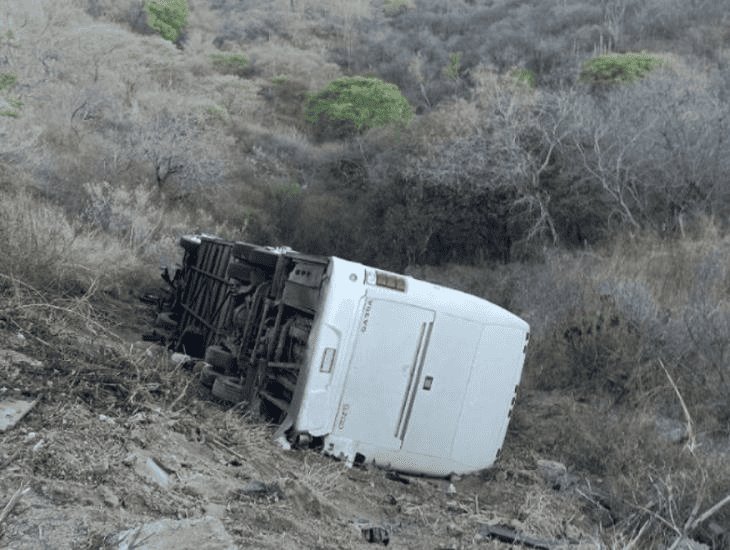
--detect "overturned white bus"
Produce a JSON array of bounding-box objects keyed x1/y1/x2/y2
[{"x1": 152, "y1": 235, "x2": 529, "y2": 476}]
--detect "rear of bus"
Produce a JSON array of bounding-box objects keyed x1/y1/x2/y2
[{"x1": 289, "y1": 257, "x2": 529, "y2": 476}]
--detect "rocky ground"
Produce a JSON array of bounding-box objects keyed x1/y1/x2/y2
[{"x1": 0, "y1": 295, "x2": 721, "y2": 549}]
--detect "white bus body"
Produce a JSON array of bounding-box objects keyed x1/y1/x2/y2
[
  {"x1": 161, "y1": 238, "x2": 528, "y2": 476},
  {"x1": 288, "y1": 258, "x2": 528, "y2": 476}
]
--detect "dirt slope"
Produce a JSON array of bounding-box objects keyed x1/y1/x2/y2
[{"x1": 0, "y1": 297, "x2": 603, "y2": 550}]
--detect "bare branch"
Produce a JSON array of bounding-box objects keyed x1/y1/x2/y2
[{"x1": 658, "y1": 359, "x2": 696, "y2": 453}]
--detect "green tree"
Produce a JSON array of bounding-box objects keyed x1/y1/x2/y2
[
  {"x1": 145, "y1": 0, "x2": 189, "y2": 43},
  {"x1": 305, "y1": 76, "x2": 412, "y2": 139},
  {"x1": 580, "y1": 52, "x2": 663, "y2": 85}
]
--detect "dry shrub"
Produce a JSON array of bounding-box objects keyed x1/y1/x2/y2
[
  {"x1": 550, "y1": 402, "x2": 730, "y2": 547},
  {"x1": 257, "y1": 77, "x2": 311, "y2": 129},
  {"x1": 526, "y1": 283, "x2": 646, "y2": 396},
  {"x1": 495, "y1": 225, "x2": 730, "y2": 545},
  {"x1": 245, "y1": 42, "x2": 342, "y2": 89},
  {"x1": 517, "y1": 487, "x2": 583, "y2": 540},
  {"x1": 509, "y1": 388, "x2": 730, "y2": 547},
  {"x1": 0, "y1": 184, "x2": 229, "y2": 296},
  {"x1": 296, "y1": 456, "x2": 345, "y2": 499},
  {"x1": 516, "y1": 225, "x2": 729, "y2": 420},
  {"x1": 79, "y1": 181, "x2": 218, "y2": 261},
  {"x1": 0, "y1": 189, "x2": 148, "y2": 294},
  {"x1": 422, "y1": 225, "x2": 729, "y2": 545}
]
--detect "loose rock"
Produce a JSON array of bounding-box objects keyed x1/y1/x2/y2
[
  {"x1": 0, "y1": 398, "x2": 37, "y2": 432},
  {"x1": 100, "y1": 486, "x2": 120, "y2": 508},
  {"x1": 239, "y1": 480, "x2": 284, "y2": 501},
  {"x1": 536, "y1": 459, "x2": 570, "y2": 489}
]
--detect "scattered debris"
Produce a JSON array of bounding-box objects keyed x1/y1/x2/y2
[
  {"x1": 0, "y1": 448, "x2": 21, "y2": 470},
  {"x1": 122, "y1": 452, "x2": 137, "y2": 467},
  {"x1": 99, "y1": 486, "x2": 120, "y2": 508},
  {"x1": 142, "y1": 457, "x2": 173, "y2": 489},
  {"x1": 445, "y1": 500, "x2": 470, "y2": 514},
  {"x1": 238, "y1": 480, "x2": 284, "y2": 501},
  {"x1": 0, "y1": 349, "x2": 42, "y2": 369},
  {"x1": 536, "y1": 459, "x2": 573, "y2": 490},
  {"x1": 170, "y1": 352, "x2": 192, "y2": 366},
  {"x1": 115, "y1": 516, "x2": 237, "y2": 550},
  {"x1": 0, "y1": 398, "x2": 37, "y2": 432},
  {"x1": 477, "y1": 524, "x2": 555, "y2": 549},
  {"x1": 385, "y1": 471, "x2": 410, "y2": 484},
  {"x1": 241, "y1": 479, "x2": 268, "y2": 494},
  {"x1": 359, "y1": 524, "x2": 390, "y2": 546},
  {"x1": 123, "y1": 449, "x2": 178, "y2": 489},
  {"x1": 98, "y1": 414, "x2": 116, "y2": 424}
]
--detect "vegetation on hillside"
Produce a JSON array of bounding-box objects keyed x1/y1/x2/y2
[
  {"x1": 144, "y1": 0, "x2": 189, "y2": 42},
  {"x1": 580, "y1": 51, "x2": 663, "y2": 84},
  {"x1": 305, "y1": 76, "x2": 412, "y2": 139},
  {"x1": 0, "y1": 0, "x2": 728, "y2": 546}
]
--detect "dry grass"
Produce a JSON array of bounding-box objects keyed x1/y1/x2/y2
[
  {"x1": 296, "y1": 456, "x2": 346, "y2": 499},
  {"x1": 0, "y1": 179, "x2": 236, "y2": 297},
  {"x1": 0, "y1": 189, "x2": 149, "y2": 295},
  {"x1": 514, "y1": 223, "x2": 728, "y2": 398}
]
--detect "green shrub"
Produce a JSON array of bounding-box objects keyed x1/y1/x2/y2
[
  {"x1": 144, "y1": 0, "x2": 189, "y2": 43},
  {"x1": 210, "y1": 53, "x2": 249, "y2": 77},
  {"x1": 0, "y1": 98, "x2": 22, "y2": 117},
  {"x1": 510, "y1": 67, "x2": 536, "y2": 88},
  {"x1": 305, "y1": 76, "x2": 412, "y2": 139},
  {"x1": 0, "y1": 73, "x2": 17, "y2": 92},
  {"x1": 580, "y1": 52, "x2": 663, "y2": 84}
]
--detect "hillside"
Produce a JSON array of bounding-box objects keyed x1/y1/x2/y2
[{"x1": 1, "y1": 0, "x2": 729, "y2": 548}]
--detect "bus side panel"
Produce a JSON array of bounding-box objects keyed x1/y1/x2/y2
[
  {"x1": 335, "y1": 299, "x2": 435, "y2": 451},
  {"x1": 451, "y1": 324, "x2": 527, "y2": 470}
]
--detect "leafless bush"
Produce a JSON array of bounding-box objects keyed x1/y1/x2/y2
[
  {"x1": 515, "y1": 229, "x2": 729, "y2": 428},
  {"x1": 564, "y1": 61, "x2": 730, "y2": 235},
  {"x1": 251, "y1": 58, "x2": 728, "y2": 266},
  {"x1": 83, "y1": 0, "x2": 153, "y2": 36},
  {"x1": 353, "y1": 76, "x2": 582, "y2": 262},
  {"x1": 543, "y1": 399, "x2": 730, "y2": 546},
  {"x1": 0, "y1": 189, "x2": 149, "y2": 294}
]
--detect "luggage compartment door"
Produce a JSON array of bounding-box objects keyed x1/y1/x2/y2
[
  {"x1": 335, "y1": 298, "x2": 435, "y2": 451},
  {"x1": 401, "y1": 314, "x2": 482, "y2": 457}
]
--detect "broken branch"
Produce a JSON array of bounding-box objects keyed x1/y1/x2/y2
[{"x1": 0, "y1": 482, "x2": 30, "y2": 528}]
